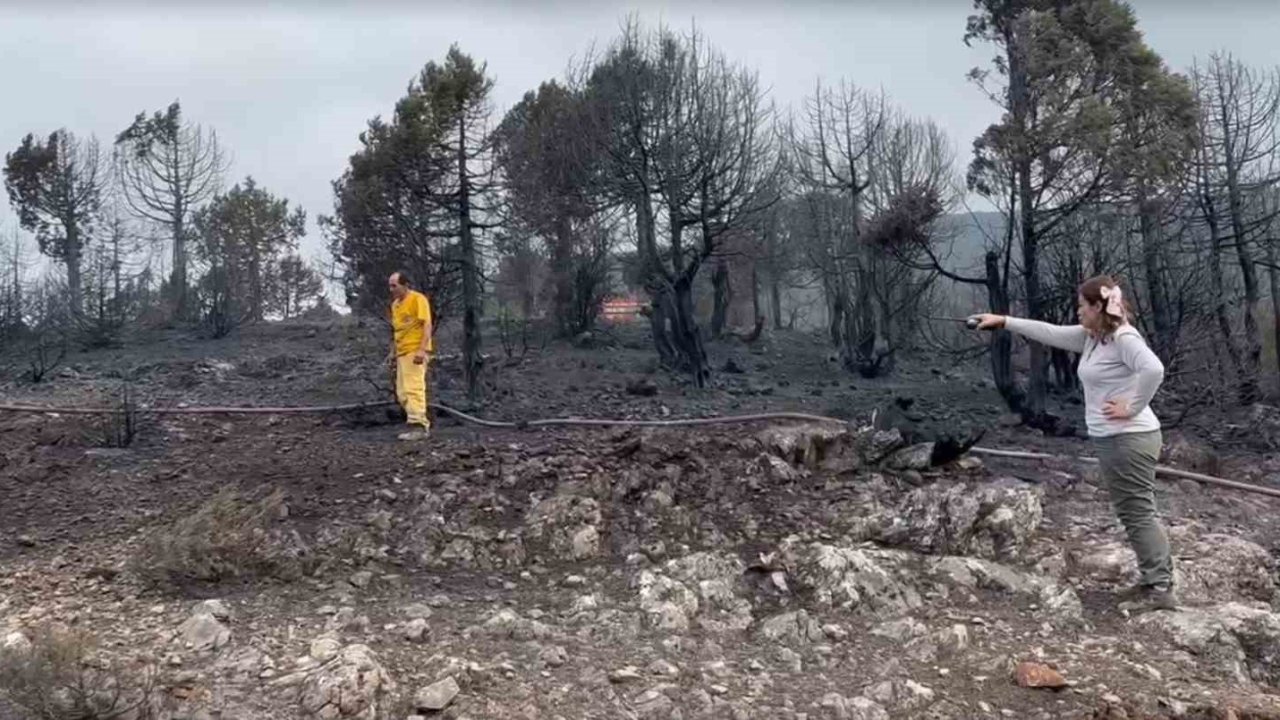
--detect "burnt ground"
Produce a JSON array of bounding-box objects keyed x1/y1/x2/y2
[{"x1": 3, "y1": 316, "x2": 1280, "y2": 719}]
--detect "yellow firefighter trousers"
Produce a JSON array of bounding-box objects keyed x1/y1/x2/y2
[{"x1": 395, "y1": 354, "x2": 430, "y2": 428}]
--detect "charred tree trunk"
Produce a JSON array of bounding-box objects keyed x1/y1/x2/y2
[
  {"x1": 551, "y1": 218, "x2": 574, "y2": 336},
  {"x1": 669, "y1": 276, "x2": 710, "y2": 386},
  {"x1": 1207, "y1": 203, "x2": 1246, "y2": 388},
  {"x1": 1226, "y1": 154, "x2": 1262, "y2": 403},
  {"x1": 458, "y1": 116, "x2": 482, "y2": 403},
  {"x1": 1008, "y1": 23, "x2": 1047, "y2": 419},
  {"x1": 750, "y1": 265, "x2": 761, "y2": 331},
  {"x1": 520, "y1": 275, "x2": 535, "y2": 321},
  {"x1": 172, "y1": 199, "x2": 189, "y2": 320},
  {"x1": 770, "y1": 272, "x2": 783, "y2": 331},
  {"x1": 635, "y1": 192, "x2": 686, "y2": 371},
  {"x1": 648, "y1": 289, "x2": 679, "y2": 368},
  {"x1": 827, "y1": 286, "x2": 844, "y2": 348},
  {"x1": 1050, "y1": 348, "x2": 1076, "y2": 392},
  {"x1": 64, "y1": 224, "x2": 83, "y2": 318},
  {"x1": 710, "y1": 259, "x2": 730, "y2": 338},
  {"x1": 843, "y1": 284, "x2": 883, "y2": 377},
  {"x1": 1139, "y1": 196, "x2": 1174, "y2": 363},
  {"x1": 986, "y1": 250, "x2": 1023, "y2": 412},
  {"x1": 1268, "y1": 237, "x2": 1280, "y2": 379}
]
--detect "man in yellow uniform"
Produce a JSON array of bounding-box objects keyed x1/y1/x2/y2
[{"x1": 387, "y1": 271, "x2": 433, "y2": 440}]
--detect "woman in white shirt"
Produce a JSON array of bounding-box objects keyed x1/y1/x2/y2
[{"x1": 971, "y1": 275, "x2": 1175, "y2": 611}]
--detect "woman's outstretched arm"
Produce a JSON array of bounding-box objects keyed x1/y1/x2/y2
[{"x1": 972, "y1": 314, "x2": 1088, "y2": 354}]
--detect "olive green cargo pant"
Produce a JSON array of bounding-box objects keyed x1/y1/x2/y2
[{"x1": 1093, "y1": 429, "x2": 1173, "y2": 588}]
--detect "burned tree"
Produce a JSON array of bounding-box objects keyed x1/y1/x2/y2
[
  {"x1": 966, "y1": 0, "x2": 1197, "y2": 420},
  {"x1": 495, "y1": 81, "x2": 613, "y2": 336},
  {"x1": 327, "y1": 46, "x2": 498, "y2": 402},
  {"x1": 190, "y1": 177, "x2": 307, "y2": 336},
  {"x1": 78, "y1": 206, "x2": 140, "y2": 348},
  {"x1": 4, "y1": 130, "x2": 106, "y2": 318},
  {"x1": 790, "y1": 87, "x2": 954, "y2": 376},
  {"x1": 585, "y1": 23, "x2": 779, "y2": 386},
  {"x1": 0, "y1": 228, "x2": 27, "y2": 343},
  {"x1": 790, "y1": 81, "x2": 885, "y2": 372},
  {"x1": 863, "y1": 113, "x2": 956, "y2": 370},
  {"x1": 271, "y1": 255, "x2": 326, "y2": 320},
  {"x1": 323, "y1": 100, "x2": 461, "y2": 320},
  {"x1": 115, "y1": 102, "x2": 228, "y2": 320},
  {"x1": 1190, "y1": 54, "x2": 1280, "y2": 403}
]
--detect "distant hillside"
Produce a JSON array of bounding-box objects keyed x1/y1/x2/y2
[{"x1": 932, "y1": 211, "x2": 1006, "y2": 278}]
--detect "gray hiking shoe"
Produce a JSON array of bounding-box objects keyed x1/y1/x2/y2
[
  {"x1": 1119, "y1": 583, "x2": 1178, "y2": 612},
  {"x1": 397, "y1": 427, "x2": 431, "y2": 441}
]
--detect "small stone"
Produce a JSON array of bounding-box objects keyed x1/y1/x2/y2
[
  {"x1": 633, "y1": 687, "x2": 675, "y2": 716},
  {"x1": 626, "y1": 378, "x2": 659, "y2": 396},
  {"x1": 376, "y1": 488, "x2": 397, "y2": 502},
  {"x1": 571, "y1": 526, "x2": 600, "y2": 559},
  {"x1": 309, "y1": 636, "x2": 341, "y2": 662},
  {"x1": 402, "y1": 604, "x2": 432, "y2": 620},
  {"x1": 178, "y1": 613, "x2": 230, "y2": 651},
  {"x1": 563, "y1": 575, "x2": 587, "y2": 587},
  {"x1": 539, "y1": 645, "x2": 569, "y2": 668},
  {"x1": 610, "y1": 666, "x2": 643, "y2": 683},
  {"x1": 324, "y1": 607, "x2": 366, "y2": 632},
  {"x1": 936, "y1": 624, "x2": 970, "y2": 652},
  {"x1": 414, "y1": 676, "x2": 460, "y2": 712},
  {"x1": 193, "y1": 599, "x2": 231, "y2": 621},
  {"x1": 349, "y1": 570, "x2": 374, "y2": 589},
  {"x1": 702, "y1": 660, "x2": 732, "y2": 679},
  {"x1": 15, "y1": 535, "x2": 35, "y2": 548},
  {"x1": 776, "y1": 647, "x2": 803, "y2": 673},
  {"x1": 870, "y1": 617, "x2": 927, "y2": 643},
  {"x1": 1013, "y1": 661, "x2": 1067, "y2": 689},
  {"x1": 648, "y1": 659, "x2": 680, "y2": 677},
  {"x1": 402, "y1": 618, "x2": 429, "y2": 642},
  {"x1": 905, "y1": 680, "x2": 935, "y2": 702},
  {"x1": 642, "y1": 540, "x2": 667, "y2": 559}
]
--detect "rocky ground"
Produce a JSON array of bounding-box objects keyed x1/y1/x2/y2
[{"x1": 4, "y1": 317, "x2": 1280, "y2": 719}]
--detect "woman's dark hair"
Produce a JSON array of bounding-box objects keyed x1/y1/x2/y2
[
  {"x1": 392, "y1": 270, "x2": 411, "y2": 288},
  {"x1": 1078, "y1": 274, "x2": 1132, "y2": 338}
]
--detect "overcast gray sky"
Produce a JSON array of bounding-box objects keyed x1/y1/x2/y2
[{"x1": 2, "y1": 0, "x2": 1277, "y2": 273}]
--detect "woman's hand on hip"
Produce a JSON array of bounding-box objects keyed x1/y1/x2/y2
[{"x1": 1102, "y1": 398, "x2": 1133, "y2": 420}]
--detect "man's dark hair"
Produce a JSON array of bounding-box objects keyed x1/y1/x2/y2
[{"x1": 392, "y1": 270, "x2": 411, "y2": 288}]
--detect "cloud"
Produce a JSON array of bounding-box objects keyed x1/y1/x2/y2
[{"x1": 1, "y1": 0, "x2": 1275, "y2": 282}]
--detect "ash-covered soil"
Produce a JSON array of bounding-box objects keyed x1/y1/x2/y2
[{"x1": 4, "y1": 317, "x2": 1280, "y2": 719}]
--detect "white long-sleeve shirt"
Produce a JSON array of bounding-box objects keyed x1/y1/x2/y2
[{"x1": 1003, "y1": 318, "x2": 1165, "y2": 438}]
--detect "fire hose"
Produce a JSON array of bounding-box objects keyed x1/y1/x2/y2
[{"x1": 0, "y1": 400, "x2": 1275, "y2": 500}]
